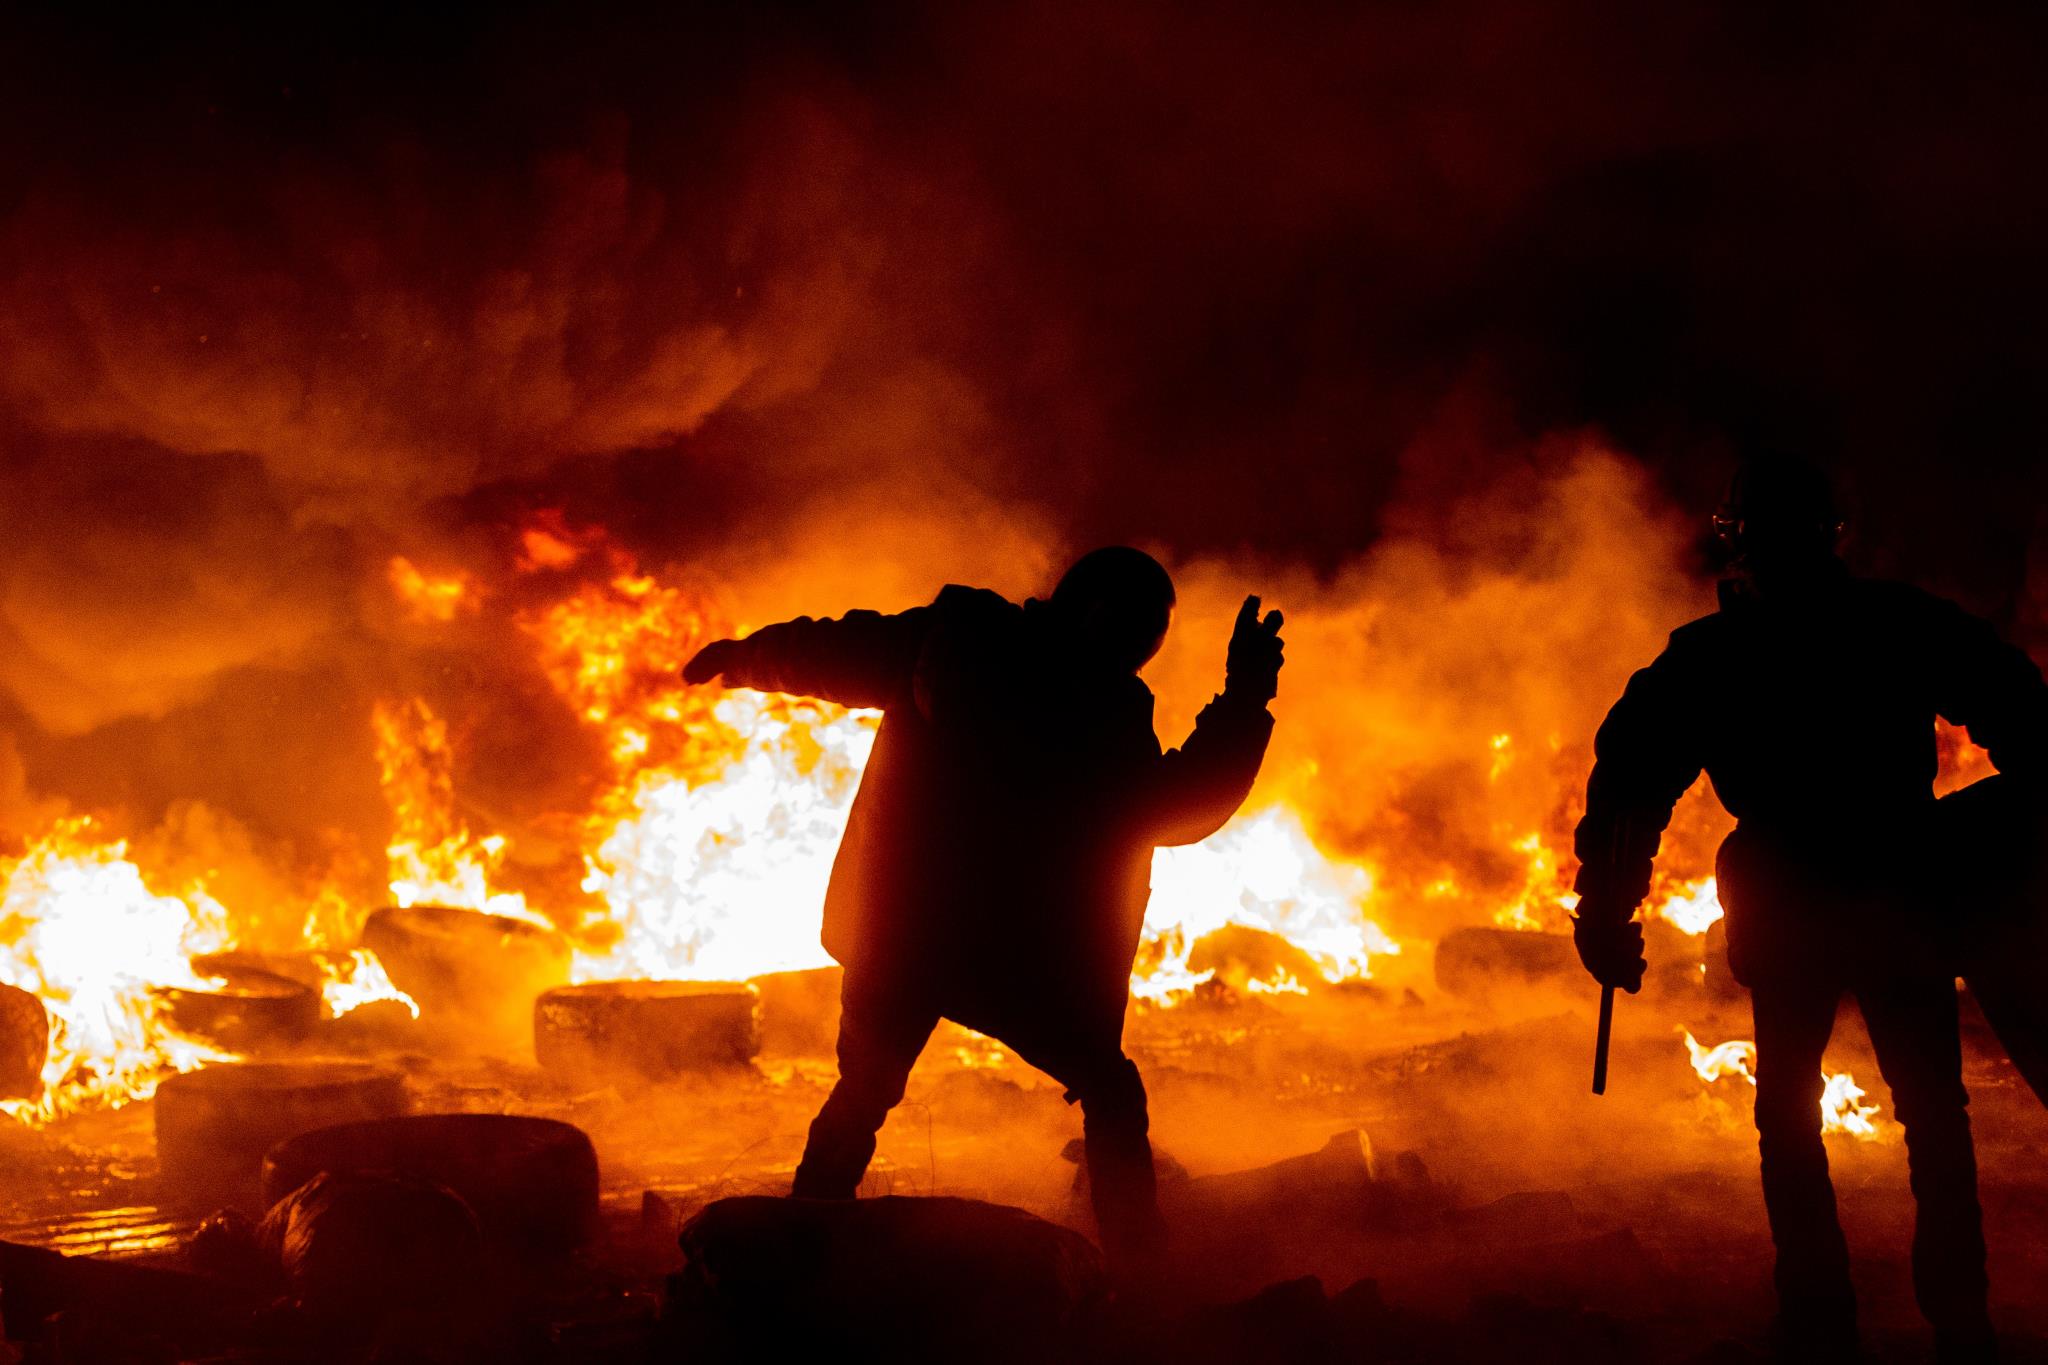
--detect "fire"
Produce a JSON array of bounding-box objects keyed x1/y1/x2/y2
[
  {"x1": 1819, "y1": 1069, "x2": 1882, "y2": 1138},
  {"x1": 0, "y1": 508, "x2": 1742, "y2": 1122},
  {"x1": 367, "y1": 537, "x2": 1403, "y2": 1003},
  {"x1": 1490, "y1": 830, "x2": 1575, "y2": 932},
  {"x1": 1136, "y1": 805, "x2": 1399, "y2": 1002},
  {"x1": 319, "y1": 948, "x2": 420, "y2": 1021},
  {"x1": 1681, "y1": 1030, "x2": 1888, "y2": 1141},
  {"x1": 571, "y1": 691, "x2": 876, "y2": 983},
  {"x1": 515, "y1": 567, "x2": 879, "y2": 981},
  {"x1": 1683, "y1": 1030, "x2": 1755, "y2": 1084},
  {"x1": 0, "y1": 818, "x2": 415, "y2": 1124},
  {"x1": 372, "y1": 697, "x2": 536, "y2": 923},
  {"x1": 386, "y1": 556, "x2": 475, "y2": 622},
  {"x1": 1655, "y1": 877, "x2": 1723, "y2": 935},
  {"x1": 0, "y1": 821, "x2": 235, "y2": 1121},
  {"x1": 523, "y1": 571, "x2": 724, "y2": 766}
]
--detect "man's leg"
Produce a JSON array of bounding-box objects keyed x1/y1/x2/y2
[
  {"x1": 1856, "y1": 977, "x2": 1993, "y2": 1357},
  {"x1": 790, "y1": 977, "x2": 937, "y2": 1199},
  {"x1": 1007, "y1": 1031, "x2": 1164, "y2": 1268},
  {"x1": 1750, "y1": 980, "x2": 1857, "y2": 1347}
]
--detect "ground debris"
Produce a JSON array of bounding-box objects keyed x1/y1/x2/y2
[
  {"x1": 667, "y1": 1193, "x2": 1106, "y2": 1363},
  {"x1": 262, "y1": 1113, "x2": 599, "y2": 1259},
  {"x1": 259, "y1": 1169, "x2": 484, "y2": 1316}
]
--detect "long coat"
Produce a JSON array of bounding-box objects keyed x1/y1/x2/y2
[{"x1": 715, "y1": 585, "x2": 1275, "y2": 1037}]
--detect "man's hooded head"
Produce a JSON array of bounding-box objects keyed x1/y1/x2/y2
[{"x1": 1052, "y1": 546, "x2": 1176, "y2": 675}]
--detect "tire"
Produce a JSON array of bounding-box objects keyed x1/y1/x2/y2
[
  {"x1": 262, "y1": 1113, "x2": 598, "y2": 1257},
  {"x1": 361, "y1": 905, "x2": 570, "y2": 1050},
  {"x1": 153, "y1": 969, "x2": 319, "y2": 1053},
  {"x1": 535, "y1": 980, "x2": 760, "y2": 1082},
  {"x1": 0, "y1": 984, "x2": 47, "y2": 1100}
]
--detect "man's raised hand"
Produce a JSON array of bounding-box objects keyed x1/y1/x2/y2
[{"x1": 1224, "y1": 594, "x2": 1285, "y2": 702}]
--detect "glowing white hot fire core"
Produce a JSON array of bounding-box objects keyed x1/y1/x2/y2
[
  {"x1": 0, "y1": 823, "x2": 235, "y2": 1121},
  {"x1": 1139, "y1": 805, "x2": 1400, "y2": 1001},
  {"x1": 572, "y1": 694, "x2": 875, "y2": 984}
]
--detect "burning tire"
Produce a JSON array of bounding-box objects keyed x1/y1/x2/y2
[
  {"x1": 361, "y1": 905, "x2": 570, "y2": 1047},
  {"x1": 154, "y1": 1062, "x2": 409, "y2": 1188},
  {"x1": 0, "y1": 983, "x2": 48, "y2": 1100},
  {"x1": 535, "y1": 980, "x2": 760, "y2": 1081},
  {"x1": 154, "y1": 968, "x2": 319, "y2": 1053},
  {"x1": 262, "y1": 1113, "x2": 599, "y2": 1257}
]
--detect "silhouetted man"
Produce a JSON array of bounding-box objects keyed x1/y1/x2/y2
[
  {"x1": 1571, "y1": 459, "x2": 2047, "y2": 1363},
  {"x1": 683, "y1": 548, "x2": 1285, "y2": 1267}
]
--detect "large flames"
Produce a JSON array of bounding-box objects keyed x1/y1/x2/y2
[
  {"x1": 0, "y1": 526, "x2": 1420, "y2": 1119},
  {"x1": 0, "y1": 512, "x2": 1967, "y2": 1132},
  {"x1": 0, "y1": 822, "x2": 234, "y2": 1121}
]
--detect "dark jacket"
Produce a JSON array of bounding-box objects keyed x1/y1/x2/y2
[
  {"x1": 1574, "y1": 563, "x2": 2048, "y2": 982},
  {"x1": 715, "y1": 585, "x2": 1275, "y2": 1034}
]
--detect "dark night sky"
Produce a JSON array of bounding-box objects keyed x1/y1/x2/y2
[
  {"x1": 0, "y1": 1, "x2": 2043, "y2": 853},
  {"x1": 6, "y1": 4, "x2": 2044, "y2": 547}
]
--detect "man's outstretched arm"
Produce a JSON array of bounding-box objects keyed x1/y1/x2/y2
[
  {"x1": 684, "y1": 606, "x2": 931, "y2": 710},
  {"x1": 1143, "y1": 595, "x2": 1284, "y2": 847},
  {"x1": 1572, "y1": 633, "x2": 1708, "y2": 992}
]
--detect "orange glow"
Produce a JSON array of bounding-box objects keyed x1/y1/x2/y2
[
  {"x1": 0, "y1": 821, "x2": 235, "y2": 1121},
  {"x1": 372, "y1": 526, "x2": 1410, "y2": 998},
  {"x1": 1682, "y1": 1029, "x2": 1889, "y2": 1141},
  {"x1": 386, "y1": 556, "x2": 474, "y2": 622},
  {"x1": 319, "y1": 948, "x2": 420, "y2": 1020},
  {"x1": 371, "y1": 697, "x2": 536, "y2": 923},
  {"x1": 1490, "y1": 832, "x2": 1575, "y2": 932},
  {"x1": 0, "y1": 494, "x2": 1759, "y2": 1124},
  {"x1": 1654, "y1": 877, "x2": 1723, "y2": 935},
  {"x1": 1136, "y1": 805, "x2": 1399, "y2": 1002}
]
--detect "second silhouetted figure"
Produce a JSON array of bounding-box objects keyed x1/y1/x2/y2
[
  {"x1": 684, "y1": 547, "x2": 1284, "y2": 1267},
  {"x1": 1572, "y1": 458, "x2": 2048, "y2": 1364}
]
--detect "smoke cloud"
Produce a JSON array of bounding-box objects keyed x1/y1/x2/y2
[{"x1": 0, "y1": 1, "x2": 2040, "y2": 917}]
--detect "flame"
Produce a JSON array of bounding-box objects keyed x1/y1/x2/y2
[
  {"x1": 0, "y1": 821, "x2": 236, "y2": 1121},
  {"x1": 1487, "y1": 732, "x2": 1514, "y2": 782},
  {"x1": 1490, "y1": 831, "x2": 1576, "y2": 931},
  {"x1": 386, "y1": 556, "x2": 474, "y2": 622},
  {"x1": 1136, "y1": 805, "x2": 1399, "y2": 1002},
  {"x1": 512, "y1": 568, "x2": 875, "y2": 980},
  {"x1": 372, "y1": 697, "x2": 536, "y2": 922},
  {"x1": 516, "y1": 509, "x2": 606, "y2": 574},
  {"x1": 1683, "y1": 1029, "x2": 1756, "y2": 1083},
  {"x1": 1681, "y1": 1030, "x2": 1887, "y2": 1141},
  {"x1": 572, "y1": 691, "x2": 875, "y2": 982},
  {"x1": 319, "y1": 948, "x2": 420, "y2": 1020},
  {"x1": 1819, "y1": 1069, "x2": 1883, "y2": 1138},
  {"x1": 0, "y1": 512, "x2": 1749, "y2": 1121},
  {"x1": 1655, "y1": 877, "x2": 1723, "y2": 935},
  {"x1": 498, "y1": 553, "x2": 1406, "y2": 996}
]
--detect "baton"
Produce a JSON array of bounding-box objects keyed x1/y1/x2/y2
[
  {"x1": 1592, "y1": 984, "x2": 1615, "y2": 1095},
  {"x1": 1590, "y1": 813, "x2": 1632, "y2": 1096}
]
